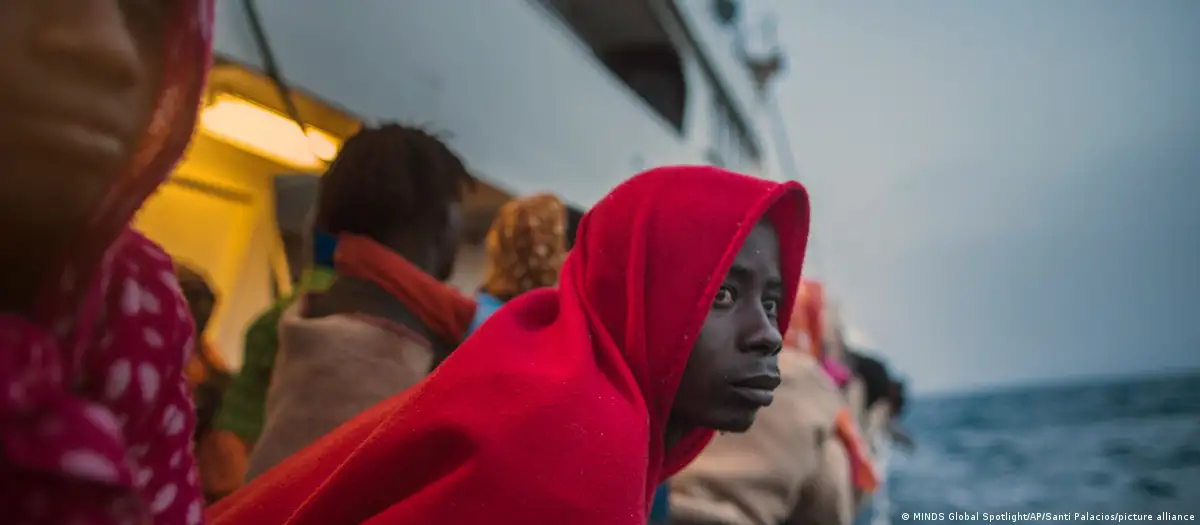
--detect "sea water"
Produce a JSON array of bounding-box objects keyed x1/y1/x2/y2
[{"x1": 856, "y1": 372, "x2": 1200, "y2": 524}]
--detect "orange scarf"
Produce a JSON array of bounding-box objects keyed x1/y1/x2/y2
[
  {"x1": 334, "y1": 234, "x2": 476, "y2": 344},
  {"x1": 835, "y1": 409, "x2": 880, "y2": 493}
]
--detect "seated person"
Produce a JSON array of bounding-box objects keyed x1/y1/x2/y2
[{"x1": 245, "y1": 124, "x2": 478, "y2": 480}]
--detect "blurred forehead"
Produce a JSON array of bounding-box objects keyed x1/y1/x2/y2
[{"x1": 727, "y1": 220, "x2": 781, "y2": 281}]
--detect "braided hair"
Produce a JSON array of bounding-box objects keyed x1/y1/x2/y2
[{"x1": 315, "y1": 123, "x2": 474, "y2": 240}]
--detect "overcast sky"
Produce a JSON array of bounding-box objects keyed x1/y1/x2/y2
[{"x1": 759, "y1": 1, "x2": 1200, "y2": 393}]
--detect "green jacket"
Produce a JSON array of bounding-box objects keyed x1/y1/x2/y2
[{"x1": 212, "y1": 267, "x2": 337, "y2": 445}]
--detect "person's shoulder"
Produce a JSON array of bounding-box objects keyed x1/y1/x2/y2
[
  {"x1": 430, "y1": 341, "x2": 647, "y2": 443},
  {"x1": 418, "y1": 370, "x2": 649, "y2": 492},
  {"x1": 252, "y1": 296, "x2": 294, "y2": 328},
  {"x1": 108, "y1": 229, "x2": 192, "y2": 363},
  {"x1": 779, "y1": 352, "x2": 843, "y2": 422},
  {"x1": 430, "y1": 290, "x2": 649, "y2": 448},
  {"x1": 781, "y1": 352, "x2": 835, "y2": 388},
  {"x1": 89, "y1": 229, "x2": 195, "y2": 429},
  {"x1": 239, "y1": 297, "x2": 294, "y2": 353},
  {"x1": 118, "y1": 228, "x2": 167, "y2": 255}
]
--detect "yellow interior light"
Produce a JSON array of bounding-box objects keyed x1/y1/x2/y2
[{"x1": 199, "y1": 93, "x2": 340, "y2": 170}]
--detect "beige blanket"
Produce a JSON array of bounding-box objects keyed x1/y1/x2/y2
[
  {"x1": 245, "y1": 302, "x2": 434, "y2": 481},
  {"x1": 669, "y1": 351, "x2": 849, "y2": 525},
  {"x1": 790, "y1": 436, "x2": 855, "y2": 525}
]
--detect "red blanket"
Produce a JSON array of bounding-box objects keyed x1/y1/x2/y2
[{"x1": 207, "y1": 166, "x2": 810, "y2": 524}]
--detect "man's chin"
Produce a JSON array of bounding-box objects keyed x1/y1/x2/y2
[{"x1": 707, "y1": 409, "x2": 761, "y2": 434}]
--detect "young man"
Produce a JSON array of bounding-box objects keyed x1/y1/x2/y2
[
  {"x1": 242, "y1": 123, "x2": 478, "y2": 479},
  {"x1": 208, "y1": 165, "x2": 811, "y2": 525},
  {"x1": 210, "y1": 124, "x2": 475, "y2": 488}
]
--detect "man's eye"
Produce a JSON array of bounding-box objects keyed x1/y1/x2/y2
[
  {"x1": 763, "y1": 299, "x2": 779, "y2": 317},
  {"x1": 713, "y1": 287, "x2": 735, "y2": 307}
]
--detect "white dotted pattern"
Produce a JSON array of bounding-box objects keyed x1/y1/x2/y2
[{"x1": 2, "y1": 232, "x2": 205, "y2": 524}]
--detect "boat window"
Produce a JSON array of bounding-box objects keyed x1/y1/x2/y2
[
  {"x1": 600, "y1": 45, "x2": 687, "y2": 132},
  {"x1": 535, "y1": 0, "x2": 689, "y2": 133},
  {"x1": 709, "y1": 89, "x2": 759, "y2": 171}
]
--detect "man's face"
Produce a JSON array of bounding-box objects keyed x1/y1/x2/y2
[{"x1": 671, "y1": 220, "x2": 786, "y2": 433}]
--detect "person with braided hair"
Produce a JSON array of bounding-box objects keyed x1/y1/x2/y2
[
  {"x1": 242, "y1": 123, "x2": 479, "y2": 481},
  {"x1": 467, "y1": 192, "x2": 568, "y2": 335}
]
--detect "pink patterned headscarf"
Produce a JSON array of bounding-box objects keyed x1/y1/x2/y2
[{"x1": 0, "y1": 1, "x2": 215, "y2": 524}]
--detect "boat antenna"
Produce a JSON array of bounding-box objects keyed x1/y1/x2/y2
[
  {"x1": 737, "y1": 15, "x2": 786, "y2": 96},
  {"x1": 243, "y1": 0, "x2": 324, "y2": 159},
  {"x1": 742, "y1": 13, "x2": 830, "y2": 278}
]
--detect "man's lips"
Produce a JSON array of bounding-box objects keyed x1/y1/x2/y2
[
  {"x1": 732, "y1": 373, "x2": 782, "y2": 391},
  {"x1": 729, "y1": 373, "x2": 782, "y2": 407}
]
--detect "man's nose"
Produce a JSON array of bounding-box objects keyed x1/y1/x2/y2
[{"x1": 742, "y1": 307, "x2": 783, "y2": 356}]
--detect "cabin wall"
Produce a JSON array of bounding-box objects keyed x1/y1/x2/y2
[
  {"x1": 671, "y1": 0, "x2": 766, "y2": 141},
  {"x1": 212, "y1": 0, "x2": 711, "y2": 210},
  {"x1": 666, "y1": 1, "x2": 778, "y2": 176},
  {"x1": 135, "y1": 1, "x2": 777, "y2": 368},
  {"x1": 134, "y1": 137, "x2": 286, "y2": 368},
  {"x1": 137, "y1": 133, "x2": 491, "y2": 368}
]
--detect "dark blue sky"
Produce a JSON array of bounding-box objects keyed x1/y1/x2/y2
[{"x1": 767, "y1": 1, "x2": 1200, "y2": 392}]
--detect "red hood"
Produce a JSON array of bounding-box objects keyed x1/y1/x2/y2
[
  {"x1": 208, "y1": 166, "x2": 810, "y2": 525},
  {"x1": 569, "y1": 166, "x2": 810, "y2": 483}
]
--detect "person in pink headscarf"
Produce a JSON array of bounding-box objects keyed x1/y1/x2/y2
[{"x1": 0, "y1": 1, "x2": 214, "y2": 523}]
